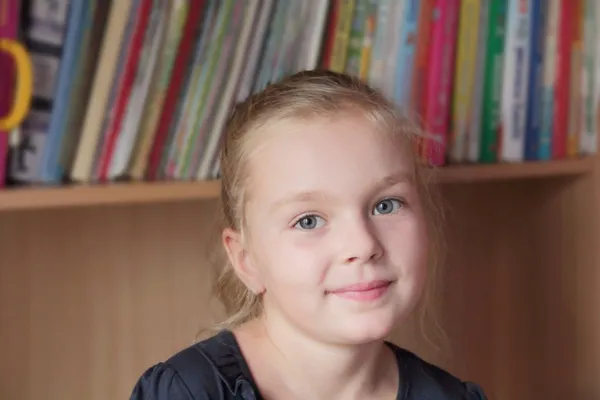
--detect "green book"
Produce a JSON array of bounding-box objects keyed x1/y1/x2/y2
[{"x1": 479, "y1": 0, "x2": 507, "y2": 163}]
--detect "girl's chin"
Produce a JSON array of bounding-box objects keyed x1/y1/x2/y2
[{"x1": 327, "y1": 312, "x2": 399, "y2": 345}]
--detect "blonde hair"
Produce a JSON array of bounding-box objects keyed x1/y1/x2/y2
[{"x1": 209, "y1": 70, "x2": 446, "y2": 350}]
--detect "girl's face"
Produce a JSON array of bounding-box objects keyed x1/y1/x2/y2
[{"x1": 227, "y1": 114, "x2": 429, "y2": 344}]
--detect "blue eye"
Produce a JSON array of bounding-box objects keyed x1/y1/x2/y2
[
  {"x1": 294, "y1": 215, "x2": 325, "y2": 230},
  {"x1": 373, "y1": 198, "x2": 403, "y2": 215}
]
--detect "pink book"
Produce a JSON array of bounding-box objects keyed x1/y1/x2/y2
[
  {"x1": 422, "y1": 0, "x2": 459, "y2": 166},
  {"x1": 0, "y1": 0, "x2": 21, "y2": 187}
]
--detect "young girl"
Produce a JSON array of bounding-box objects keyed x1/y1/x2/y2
[{"x1": 130, "y1": 70, "x2": 487, "y2": 400}]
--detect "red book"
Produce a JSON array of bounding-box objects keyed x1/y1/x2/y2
[
  {"x1": 552, "y1": 0, "x2": 573, "y2": 158},
  {"x1": 422, "y1": 0, "x2": 460, "y2": 166},
  {"x1": 320, "y1": 0, "x2": 339, "y2": 69},
  {"x1": 0, "y1": 0, "x2": 21, "y2": 187},
  {"x1": 146, "y1": 0, "x2": 206, "y2": 181},
  {"x1": 95, "y1": 0, "x2": 153, "y2": 181}
]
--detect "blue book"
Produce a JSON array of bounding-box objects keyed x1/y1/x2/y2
[
  {"x1": 393, "y1": 0, "x2": 420, "y2": 108},
  {"x1": 524, "y1": 0, "x2": 546, "y2": 161},
  {"x1": 40, "y1": 0, "x2": 89, "y2": 183}
]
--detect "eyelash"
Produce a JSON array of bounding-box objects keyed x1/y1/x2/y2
[
  {"x1": 291, "y1": 197, "x2": 406, "y2": 230},
  {"x1": 373, "y1": 197, "x2": 406, "y2": 216}
]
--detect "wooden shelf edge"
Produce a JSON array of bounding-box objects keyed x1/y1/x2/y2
[
  {"x1": 433, "y1": 157, "x2": 595, "y2": 184},
  {"x1": 0, "y1": 180, "x2": 221, "y2": 212},
  {"x1": 0, "y1": 157, "x2": 595, "y2": 212}
]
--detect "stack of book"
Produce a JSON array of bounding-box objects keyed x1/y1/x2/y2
[{"x1": 0, "y1": 0, "x2": 597, "y2": 189}]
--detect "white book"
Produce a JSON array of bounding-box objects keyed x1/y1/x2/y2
[
  {"x1": 383, "y1": 0, "x2": 405, "y2": 100},
  {"x1": 499, "y1": 0, "x2": 532, "y2": 162},
  {"x1": 108, "y1": 0, "x2": 167, "y2": 179},
  {"x1": 299, "y1": 0, "x2": 330, "y2": 71},
  {"x1": 368, "y1": 0, "x2": 393, "y2": 89},
  {"x1": 580, "y1": 0, "x2": 598, "y2": 154}
]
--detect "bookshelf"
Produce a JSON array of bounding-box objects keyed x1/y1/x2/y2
[
  {"x1": 2, "y1": 157, "x2": 599, "y2": 400},
  {"x1": 2, "y1": 1, "x2": 599, "y2": 400},
  {"x1": 0, "y1": 157, "x2": 595, "y2": 212}
]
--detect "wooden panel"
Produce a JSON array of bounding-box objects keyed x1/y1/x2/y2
[
  {"x1": 435, "y1": 180, "x2": 543, "y2": 400},
  {"x1": 1, "y1": 166, "x2": 599, "y2": 399},
  {"x1": 0, "y1": 201, "x2": 224, "y2": 400},
  {"x1": 527, "y1": 157, "x2": 600, "y2": 399}
]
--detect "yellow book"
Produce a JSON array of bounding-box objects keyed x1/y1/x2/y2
[
  {"x1": 358, "y1": 2, "x2": 377, "y2": 80},
  {"x1": 330, "y1": 0, "x2": 356, "y2": 73},
  {"x1": 449, "y1": 0, "x2": 481, "y2": 163},
  {"x1": 70, "y1": 0, "x2": 134, "y2": 182}
]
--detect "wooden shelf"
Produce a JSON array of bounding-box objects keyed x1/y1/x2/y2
[
  {"x1": 0, "y1": 179, "x2": 221, "y2": 212},
  {"x1": 434, "y1": 156, "x2": 595, "y2": 184},
  {"x1": 0, "y1": 157, "x2": 594, "y2": 212}
]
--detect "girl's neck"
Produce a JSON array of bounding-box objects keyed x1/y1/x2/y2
[{"x1": 235, "y1": 316, "x2": 400, "y2": 400}]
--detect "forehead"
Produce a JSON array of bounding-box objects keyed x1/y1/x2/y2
[{"x1": 245, "y1": 114, "x2": 414, "y2": 203}]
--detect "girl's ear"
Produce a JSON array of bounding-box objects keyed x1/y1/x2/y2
[{"x1": 222, "y1": 227, "x2": 265, "y2": 294}]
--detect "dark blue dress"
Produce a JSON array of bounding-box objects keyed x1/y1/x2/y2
[{"x1": 129, "y1": 330, "x2": 487, "y2": 399}]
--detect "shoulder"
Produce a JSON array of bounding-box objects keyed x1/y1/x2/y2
[
  {"x1": 129, "y1": 361, "x2": 199, "y2": 400},
  {"x1": 129, "y1": 330, "x2": 252, "y2": 400},
  {"x1": 386, "y1": 342, "x2": 488, "y2": 400}
]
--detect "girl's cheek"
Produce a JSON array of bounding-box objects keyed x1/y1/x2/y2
[{"x1": 272, "y1": 241, "x2": 330, "y2": 284}]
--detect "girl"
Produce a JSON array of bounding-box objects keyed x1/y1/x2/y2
[{"x1": 130, "y1": 70, "x2": 487, "y2": 400}]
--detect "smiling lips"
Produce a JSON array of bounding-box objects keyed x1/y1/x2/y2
[{"x1": 329, "y1": 280, "x2": 393, "y2": 301}]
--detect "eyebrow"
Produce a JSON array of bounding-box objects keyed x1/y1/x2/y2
[
  {"x1": 270, "y1": 171, "x2": 413, "y2": 211},
  {"x1": 372, "y1": 170, "x2": 414, "y2": 193}
]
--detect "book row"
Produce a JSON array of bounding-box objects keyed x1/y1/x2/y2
[{"x1": 0, "y1": 0, "x2": 596, "y2": 189}]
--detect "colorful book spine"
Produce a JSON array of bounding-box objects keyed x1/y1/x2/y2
[
  {"x1": 423, "y1": 0, "x2": 459, "y2": 166},
  {"x1": 467, "y1": 0, "x2": 490, "y2": 162},
  {"x1": 594, "y1": 0, "x2": 600, "y2": 156},
  {"x1": 0, "y1": 0, "x2": 21, "y2": 187},
  {"x1": 69, "y1": 0, "x2": 135, "y2": 182},
  {"x1": 40, "y1": 0, "x2": 89, "y2": 183},
  {"x1": 96, "y1": 0, "x2": 153, "y2": 181},
  {"x1": 393, "y1": 0, "x2": 420, "y2": 108},
  {"x1": 524, "y1": 0, "x2": 547, "y2": 161},
  {"x1": 90, "y1": 0, "x2": 142, "y2": 181},
  {"x1": 367, "y1": 0, "x2": 391, "y2": 89},
  {"x1": 195, "y1": 1, "x2": 261, "y2": 180},
  {"x1": 410, "y1": 0, "x2": 433, "y2": 118},
  {"x1": 252, "y1": 1, "x2": 289, "y2": 93},
  {"x1": 129, "y1": 0, "x2": 189, "y2": 180},
  {"x1": 499, "y1": 0, "x2": 531, "y2": 162},
  {"x1": 566, "y1": 0, "x2": 583, "y2": 157},
  {"x1": 329, "y1": 0, "x2": 356, "y2": 73},
  {"x1": 181, "y1": 0, "x2": 239, "y2": 179},
  {"x1": 358, "y1": 0, "x2": 377, "y2": 80},
  {"x1": 538, "y1": 0, "x2": 560, "y2": 159},
  {"x1": 345, "y1": 0, "x2": 368, "y2": 77},
  {"x1": 552, "y1": 0, "x2": 573, "y2": 158},
  {"x1": 449, "y1": 0, "x2": 482, "y2": 163},
  {"x1": 579, "y1": 0, "x2": 597, "y2": 155},
  {"x1": 159, "y1": 0, "x2": 215, "y2": 179},
  {"x1": 58, "y1": 1, "x2": 111, "y2": 182},
  {"x1": 382, "y1": 0, "x2": 406, "y2": 100},
  {"x1": 479, "y1": 0, "x2": 507, "y2": 163},
  {"x1": 320, "y1": 0, "x2": 339, "y2": 70},
  {"x1": 235, "y1": 0, "x2": 275, "y2": 103},
  {"x1": 108, "y1": 0, "x2": 168, "y2": 180},
  {"x1": 8, "y1": 0, "x2": 70, "y2": 182}
]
